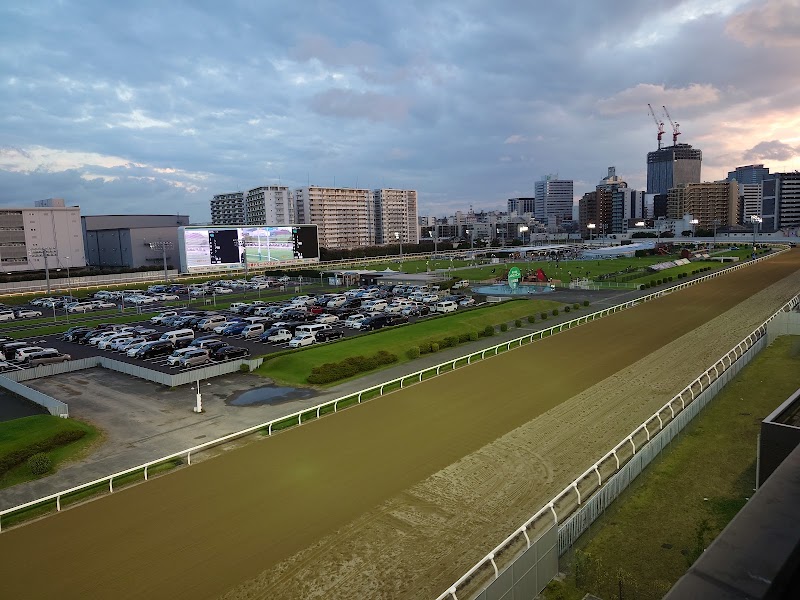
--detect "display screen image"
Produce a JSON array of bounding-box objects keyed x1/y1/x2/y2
[{"x1": 181, "y1": 225, "x2": 319, "y2": 271}]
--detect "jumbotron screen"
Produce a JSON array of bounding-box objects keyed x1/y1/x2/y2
[{"x1": 178, "y1": 225, "x2": 319, "y2": 272}]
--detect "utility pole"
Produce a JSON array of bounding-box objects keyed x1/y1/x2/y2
[
  {"x1": 28, "y1": 247, "x2": 57, "y2": 294},
  {"x1": 148, "y1": 241, "x2": 173, "y2": 282}
]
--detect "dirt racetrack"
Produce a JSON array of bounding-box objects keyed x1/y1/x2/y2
[{"x1": 1, "y1": 250, "x2": 799, "y2": 600}]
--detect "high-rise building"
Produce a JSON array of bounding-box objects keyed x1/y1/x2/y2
[
  {"x1": 646, "y1": 143, "x2": 703, "y2": 195},
  {"x1": 244, "y1": 186, "x2": 293, "y2": 225},
  {"x1": 727, "y1": 164, "x2": 770, "y2": 185},
  {"x1": 597, "y1": 166, "x2": 627, "y2": 191},
  {"x1": 294, "y1": 186, "x2": 375, "y2": 248},
  {"x1": 373, "y1": 189, "x2": 419, "y2": 245},
  {"x1": 739, "y1": 183, "x2": 763, "y2": 224},
  {"x1": 612, "y1": 189, "x2": 646, "y2": 234},
  {"x1": 210, "y1": 192, "x2": 245, "y2": 225},
  {"x1": 507, "y1": 197, "x2": 535, "y2": 215},
  {"x1": 667, "y1": 181, "x2": 738, "y2": 229},
  {"x1": 762, "y1": 172, "x2": 800, "y2": 231},
  {"x1": 534, "y1": 175, "x2": 573, "y2": 227},
  {"x1": 579, "y1": 168, "x2": 630, "y2": 236}
]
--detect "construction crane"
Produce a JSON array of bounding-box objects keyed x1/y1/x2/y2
[
  {"x1": 648, "y1": 103, "x2": 665, "y2": 149},
  {"x1": 662, "y1": 105, "x2": 681, "y2": 144}
]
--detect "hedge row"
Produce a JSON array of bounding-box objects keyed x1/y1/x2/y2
[
  {"x1": 307, "y1": 350, "x2": 398, "y2": 384},
  {"x1": 0, "y1": 429, "x2": 86, "y2": 477}
]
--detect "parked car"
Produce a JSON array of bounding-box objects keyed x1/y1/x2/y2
[
  {"x1": 134, "y1": 340, "x2": 175, "y2": 359},
  {"x1": 13, "y1": 346, "x2": 48, "y2": 363},
  {"x1": 288, "y1": 332, "x2": 316, "y2": 348},
  {"x1": 125, "y1": 341, "x2": 151, "y2": 357},
  {"x1": 452, "y1": 280, "x2": 470, "y2": 289},
  {"x1": 385, "y1": 314, "x2": 409, "y2": 327},
  {"x1": 212, "y1": 286, "x2": 233, "y2": 294},
  {"x1": 434, "y1": 300, "x2": 458, "y2": 313},
  {"x1": 62, "y1": 326, "x2": 92, "y2": 341},
  {"x1": 25, "y1": 350, "x2": 71, "y2": 366},
  {"x1": 168, "y1": 347, "x2": 201, "y2": 367},
  {"x1": 241, "y1": 323, "x2": 265, "y2": 339},
  {"x1": 1, "y1": 341, "x2": 34, "y2": 360},
  {"x1": 359, "y1": 315, "x2": 390, "y2": 331},
  {"x1": 221, "y1": 321, "x2": 249, "y2": 336},
  {"x1": 0, "y1": 310, "x2": 16, "y2": 321},
  {"x1": 116, "y1": 337, "x2": 147, "y2": 352},
  {"x1": 401, "y1": 303, "x2": 430, "y2": 317},
  {"x1": 14, "y1": 309, "x2": 42, "y2": 318},
  {"x1": 344, "y1": 313, "x2": 369, "y2": 328},
  {"x1": 189, "y1": 336, "x2": 222, "y2": 349},
  {"x1": 150, "y1": 311, "x2": 178, "y2": 324},
  {"x1": 178, "y1": 349, "x2": 211, "y2": 368},
  {"x1": 314, "y1": 329, "x2": 344, "y2": 343},
  {"x1": 264, "y1": 328, "x2": 293, "y2": 343},
  {"x1": 210, "y1": 345, "x2": 250, "y2": 360},
  {"x1": 314, "y1": 313, "x2": 339, "y2": 324},
  {"x1": 459, "y1": 297, "x2": 476, "y2": 307}
]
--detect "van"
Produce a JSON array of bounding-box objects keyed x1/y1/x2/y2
[
  {"x1": 362, "y1": 299, "x2": 387, "y2": 311},
  {"x1": 159, "y1": 329, "x2": 195, "y2": 348},
  {"x1": 452, "y1": 280, "x2": 470, "y2": 289},
  {"x1": 295, "y1": 323, "x2": 332, "y2": 336},
  {"x1": 26, "y1": 349, "x2": 71, "y2": 366},
  {"x1": 434, "y1": 300, "x2": 458, "y2": 314},
  {"x1": 197, "y1": 315, "x2": 227, "y2": 331},
  {"x1": 241, "y1": 323, "x2": 265, "y2": 339}
]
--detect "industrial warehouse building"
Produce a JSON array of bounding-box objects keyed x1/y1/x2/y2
[{"x1": 81, "y1": 214, "x2": 189, "y2": 269}]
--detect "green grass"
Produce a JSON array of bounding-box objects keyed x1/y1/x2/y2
[
  {"x1": 547, "y1": 335, "x2": 800, "y2": 600},
  {"x1": 256, "y1": 299, "x2": 561, "y2": 386},
  {"x1": 0, "y1": 415, "x2": 102, "y2": 490}
]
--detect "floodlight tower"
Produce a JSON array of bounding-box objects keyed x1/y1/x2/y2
[{"x1": 148, "y1": 241, "x2": 173, "y2": 282}]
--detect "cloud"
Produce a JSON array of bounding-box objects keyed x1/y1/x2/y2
[
  {"x1": 596, "y1": 83, "x2": 721, "y2": 116},
  {"x1": 743, "y1": 140, "x2": 800, "y2": 161},
  {"x1": 290, "y1": 34, "x2": 381, "y2": 69},
  {"x1": 309, "y1": 88, "x2": 410, "y2": 122},
  {"x1": 726, "y1": 0, "x2": 800, "y2": 47},
  {"x1": 504, "y1": 135, "x2": 527, "y2": 144}
]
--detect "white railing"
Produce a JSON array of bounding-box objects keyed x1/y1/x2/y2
[
  {"x1": 0, "y1": 248, "x2": 788, "y2": 531},
  {"x1": 433, "y1": 290, "x2": 799, "y2": 600}
]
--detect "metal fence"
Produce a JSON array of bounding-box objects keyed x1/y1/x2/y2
[
  {"x1": 0, "y1": 375, "x2": 69, "y2": 417},
  {"x1": 0, "y1": 248, "x2": 789, "y2": 535}
]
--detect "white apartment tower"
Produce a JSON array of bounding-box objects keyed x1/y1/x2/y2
[
  {"x1": 210, "y1": 192, "x2": 245, "y2": 225},
  {"x1": 534, "y1": 175, "x2": 574, "y2": 227},
  {"x1": 740, "y1": 183, "x2": 762, "y2": 224},
  {"x1": 245, "y1": 186, "x2": 293, "y2": 225},
  {"x1": 294, "y1": 186, "x2": 375, "y2": 248},
  {"x1": 373, "y1": 189, "x2": 419, "y2": 245}
]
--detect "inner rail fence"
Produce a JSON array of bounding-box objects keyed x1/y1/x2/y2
[
  {"x1": 432, "y1": 298, "x2": 800, "y2": 600},
  {"x1": 0, "y1": 248, "x2": 788, "y2": 531}
]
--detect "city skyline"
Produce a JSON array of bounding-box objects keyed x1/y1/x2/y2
[{"x1": 1, "y1": 0, "x2": 799, "y2": 221}]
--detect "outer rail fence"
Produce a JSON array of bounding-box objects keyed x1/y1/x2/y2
[
  {"x1": 433, "y1": 292, "x2": 800, "y2": 600},
  {"x1": 0, "y1": 248, "x2": 788, "y2": 531},
  {"x1": 0, "y1": 375, "x2": 68, "y2": 417},
  {"x1": 0, "y1": 356, "x2": 264, "y2": 388}
]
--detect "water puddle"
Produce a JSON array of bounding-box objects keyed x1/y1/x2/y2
[{"x1": 227, "y1": 386, "x2": 316, "y2": 407}]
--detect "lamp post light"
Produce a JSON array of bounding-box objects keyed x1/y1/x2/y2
[
  {"x1": 712, "y1": 218, "x2": 721, "y2": 250},
  {"x1": 148, "y1": 241, "x2": 173, "y2": 282},
  {"x1": 751, "y1": 215, "x2": 762, "y2": 257},
  {"x1": 587, "y1": 223, "x2": 596, "y2": 245},
  {"x1": 689, "y1": 219, "x2": 699, "y2": 240},
  {"x1": 394, "y1": 231, "x2": 403, "y2": 268},
  {"x1": 429, "y1": 229, "x2": 437, "y2": 258},
  {"x1": 519, "y1": 225, "x2": 529, "y2": 247},
  {"x1": 28, "y1": 247, "x2": 57, "y2": 294}
]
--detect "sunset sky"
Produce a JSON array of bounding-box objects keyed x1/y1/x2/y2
[{"x1": 1, "y1": 0, "x2": 799, "y2": 221}]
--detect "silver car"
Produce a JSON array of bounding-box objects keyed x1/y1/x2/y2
[{"x1": 178, "y1": 349, "x2": 210, "y2": 368}]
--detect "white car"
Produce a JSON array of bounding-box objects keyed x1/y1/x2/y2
[
  {"x1": 154, "y1": 293, "x2": 180, "y2": 301},
  {"x1": 189, "y1": 287, "x2": 208, "y2": 297},
  {"x1": 167, "y1": 347, "x2": 198, "y2": 367},
  {"x1": 212, "y1": 287, "x2": 233, "y2": 294},
  {"x1": 14, "y1": 309, "x2": 42, "y2": 318},
  {"x1": 106, "y1": 335, "x2": 139, "y2": 351},
  {"x1": 459, "y1": 297, "x2": 476, "y2": 307},
  {"x1": 0, "y1": 310, "x2": 15, "y2": 321},
  {"x1": 344, "y1": 313, "x2": 368, "y2": 328},
  {"x1": 421, "y1": 294, "x2": 440, "y2": 304},
  {"x1": 266, "y1": 328, "x2": 293, "y2": 343},
  {"x1": 98, "y1": 334, "x2": 135, "y2": 350},
  {"x1": 92, "y1": 301, "x2": 117, "y2": 310},
  {"x1": 13, "y1": 346, "x2": 48, "y2": 362},
  {"x1": 116, "y1": 337, "x2": 146, "y2": 352},
  {"x1": 126, "y1": 341, "x2": 150, "y2": 357},
  {"x1": 288, "y1": 332, "x2": 316, "y2": 348},
  {"x1": 67, "y1": 302, "x2": 95, "y2": 313},
  {"x1": 315, "y1": 314, "x2": 339, "y2": 324},
  {"x1": 150, "y1": 311, "x2": 177, "y2": 324}
]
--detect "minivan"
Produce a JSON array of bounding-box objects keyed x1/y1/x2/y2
[
  {"x1": 26, "y1": 350, "x2": 71, "y2": 366},
  {"x1": 197, "y1": 315, "x2": 227, "y2": 331},
  {"x1": 295, "y1": 323, "x2": 332, "y2": 336},
  {"x1": 434, "y1": 300, "x2": 458, "y2": 313},
  {"x1": 159, "y1": 329, "x2": 194, "y2": 348}
]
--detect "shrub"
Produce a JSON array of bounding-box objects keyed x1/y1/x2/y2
[
  {"x1": 307, "y1": 350, "x2": 398, "y2": 384},
  {"x1": 406, "y1": 346, "x2": 420, "y2": 359},
  {"x1": 583, "y1": 300, "x2": 590, "y2": 306},
  {"x1": 515, "y1": 319, "x2": 522, "y2": 328},
  {"x1": 552, "y1": 308, "x2": 559, "y2": 316},
  {"x1": 500, "y1": 323, "x2": 508, "y2": 332},
  {"x1": 469, "y1": 331, "x2": 479, "y2": 341},
  {"x1": 650, "y1": 280, "x2": 657, "y2": 287},
  {"x1": 564, "y1": 306, "x2": 571, "y2": 313},
  {"x1": 458, "y1": 333, "x2": 470, "y2": 343},
  {"x1": 0, "y1": 429, "x2": 86, "y2": 478},
  {"x1": 483, "y1": 325, "x2": 495, "y2": 337},
  {"x1": 640, "y1": 284, "x2": 646, "y2": 290},
  {"x1": 27, "y1": 453, "x2": 52, "y2": 476},
  {"x1": 430, "y1": 342, "x2": 439, "y2": 353},
  {"x1": 445, "y1": 335, "x2": 459, "y2": 348},
  {"x1": 656, "y1": 279, "x2": 663, "y2": 285},
  {"x1": 541, "y1": 312, "x2": 548, "y2": 319},
  {"x1": 239, "y1": 363, "x2": 250, "y2": 373},
  {"x1": 573, "y1": 303, "x2": 580, "y2": 309},
  {"x1": 419, "y1": 343, "x2": 430, "y2": 354},
  {"x1": 527, "y1": 315, "x2": 536, "y2": 323}
]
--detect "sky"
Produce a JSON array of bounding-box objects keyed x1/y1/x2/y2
[{"x1": 1, "y1": 0, "x2": 799, "y2": 222}]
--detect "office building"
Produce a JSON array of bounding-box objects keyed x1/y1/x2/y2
[
  {"x1": 667, "y1": 181, "x2": 739, "y2": 229},
  {"x1": 0, "y1": 199, "x2": 85, "y2": 272},
  {"x1": 534, "y1": 175, "x2": 573, "y2": 227},
  {"x1": 578, "y1": 190, "x2": 612, "y2": 238},
  {"x1": 210, "y1": 192, "x2": 245, "y2": 225},
  {"x1": 762, "y1": 172, "x2": 800, "y2": 231},
  {"x1": 373, "y1": 189, "x2": 418, "y2": 245},
  {"x1": 612, "y1": 189, "x2": 646, "y2": 234},
  {"x1": 727, "y1": 164, "x2": 770, "y2": 185},
  {"x1": 294, "y1": 186, "x2": 375, "y2": 248},
  {"x1": 82, "y1": 214, "x2": 189, "y2": 269},
  {"x1": 740, "y1": 183, "x2": 763, "y2": 224},
  {"x1": 507, "y1": 197, "x2": 535, "y2": 216},
  {"x1": 646, "y1": 143, "x2": 703, "y2": 195},
  {"x1": 245, "y1": 186, "x2": 293, "y2": 226}
]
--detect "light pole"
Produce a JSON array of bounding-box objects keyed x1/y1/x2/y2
[
  {"x1": 148, "y1": 241, "x2": 173, "y2": 282},
  {"x1": 232, "y1": 238, "x2": 252, "y2": 280},
  {"x1": 519, "y1": 225, "x2": 529, "y2": 246},
  {"x1": 429, "y1": 230, "x2": 437, "y2": 258},
  {"x1": 689, "y1": 219, "x2": 699, "y2": 240},
  {"x1": 394, "y1": 231, "x2": 403, "y2": 269},
  {"x1": 587, "y1": 223, "x2": 596, "y2": 245},
  {"x1": 28, "y1": 247, "x2": 57, "y2": 294},
  {"x1": 712, "y1": 218, "x2": 720, "y2": 250},
  {"x1": 751, "y1": 215, "x2": 762, "y2": 257}
]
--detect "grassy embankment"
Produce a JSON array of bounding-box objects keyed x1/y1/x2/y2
[
  {"x1": 0, "y1": 415, "x2": 102, "y2": 490},
  {"x1": 542, "y1": 335, "x2": 800, "y2": 600},
  {"x1": 256, "y1": 298, "x2": 564, "y2": 386}
]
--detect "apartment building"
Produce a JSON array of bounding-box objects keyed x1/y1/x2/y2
[
  {"x1": 762, "y1": 172, "x2": 800, "y2": 231},
  {"x1": 373, "y1": 189, "x2": 419, "y2": 245},
  {"x1": 667, "y1": 180, "x2": 739, "y2": 229},
  {"x1": 245, "y1": 186, "x2": 293, "y2": 225},
  {"x1": 210, "y1": 192, "x2": 245, "y2": 225},
  {"x1": 534, "y1": 175, "x2": 574, "y2": 227},
  {"x1": 294, "y1": 186, "x2": 375, "y2": 248}
]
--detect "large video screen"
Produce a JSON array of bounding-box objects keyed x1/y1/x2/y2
[{"x1": 179, "y1": 225, "x2": 319, "y2": 272}]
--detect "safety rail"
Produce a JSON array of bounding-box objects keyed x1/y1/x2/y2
[
  {"x1": 0, "y1": 248, "x2": 787, "y2": 532},
  {"x1": 433, "y1": 292, "x2": 798, "y2": 600}
]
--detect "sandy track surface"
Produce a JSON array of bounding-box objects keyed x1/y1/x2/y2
[{"x1": 0, "y1": 251, "x2": 798, "y2": 600}]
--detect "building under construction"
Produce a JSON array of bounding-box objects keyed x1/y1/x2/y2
[{"x1": 645, "y1": 104, "x2": 703, "y2": 196}]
